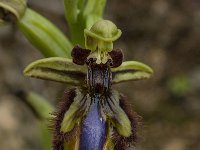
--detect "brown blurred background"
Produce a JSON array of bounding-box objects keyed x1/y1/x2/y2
[{"x1": 0, "y1": 0, "x2": 200, "y2": 149}]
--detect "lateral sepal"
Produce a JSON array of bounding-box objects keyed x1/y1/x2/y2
[{"x1": 23, "y1": 57, "x2": 87, "y2": 85}]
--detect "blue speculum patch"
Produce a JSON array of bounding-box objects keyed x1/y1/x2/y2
[{"x1": 79, "y1": 96, "x2": 106, "y2": 150}]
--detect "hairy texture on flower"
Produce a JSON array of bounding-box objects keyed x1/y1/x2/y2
[
  {"x1": 50, "y1": 88, "x2": 78, "y2": 150},
  {"x1": 112, "y1": 95, "x2": 141, "y2": 150}
]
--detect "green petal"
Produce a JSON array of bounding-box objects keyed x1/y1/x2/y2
[
  {"x1": 112, "y1": 61, "x2": 153, "y2": 84},
  {"x1": 24, "y1": 57, "x2": 87, "y2": 85}
]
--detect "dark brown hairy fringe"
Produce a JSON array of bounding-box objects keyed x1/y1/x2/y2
[
  {"x1": 50, "y1": 88, "x2": 78, "y2": 150},
  {"x1": 113, "y1": 95, "x2": 141, "y2": 150}
]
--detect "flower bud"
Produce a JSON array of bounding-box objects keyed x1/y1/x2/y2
[{"x1": 0, "y1": 0, "x2": 27, "y2": 24}]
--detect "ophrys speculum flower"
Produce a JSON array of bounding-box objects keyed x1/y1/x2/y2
[{"x1": 24, "y1": 20, "x2": 153, "y2": 150}]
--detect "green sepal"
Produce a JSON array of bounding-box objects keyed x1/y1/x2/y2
[
  {"x1": 112, "y1": 61, "x2": 153, "y2": 84},
  {"x1": 23, "y1": 57, "x2": 87, "y2": 85},
  {"x1": 0, "y1": 0, "x2": 27, "y2": 24},
  {"x1": 17, "y1": 8, "x2": 73, "y2": 57},
  {"x1": 84, "y1": 20, "x2": 121, "y2": 50},
  {"x1": 85, "y1": 14, "x2": 101, "y2": 31}
]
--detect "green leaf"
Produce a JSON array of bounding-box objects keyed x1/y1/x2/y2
[
  {"x1": 83, "y1": 0, "x2": 106, "y2": 17},
  {"x1": 64, "y1": 0, "x2": 85, "y2": 46},
  {"x1": 64, "y1": 0, "x2": 78, "y2": 24},
  {"x1": 64, "y1": 0, "x2": 107, "y2": 47},
  {"x1": 26, "y1": 92, "x2": 54, "y2": 119},
  {"x1": 84, "y1": 0, "x2": 107, "y2": 29},
  {"x1": 17, "y1": 8, "x2": 73, "y2": 57},
  {"x1": 16, "y1": 90, "x2": 54, "y2": 119},
  {"x1": 24, "y1": 57, "x2": 87, "y2": 85},
  {"x1": 112, "y1": 61, "x2": 153, "y2": 84}
]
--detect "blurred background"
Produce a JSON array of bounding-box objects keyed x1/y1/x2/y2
[{"x1": 0, "y1": 0, "x2": 200, "y2": 149}]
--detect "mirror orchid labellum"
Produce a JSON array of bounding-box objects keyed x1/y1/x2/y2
[{"x1": 24, "y1": 20, "x2": 153, "y2": 150}]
